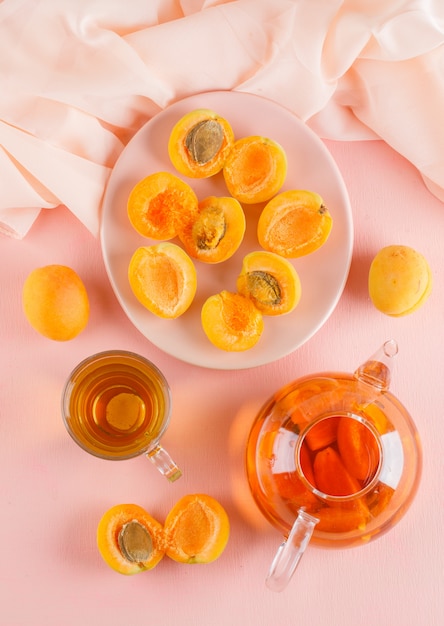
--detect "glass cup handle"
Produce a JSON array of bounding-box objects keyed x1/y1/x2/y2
[
  {"x1": 146, "y1": 444, "x2": 182, "y2": 482},
  {"x1": 266, "y1": 509, "x2": 319, "y2": 592}
]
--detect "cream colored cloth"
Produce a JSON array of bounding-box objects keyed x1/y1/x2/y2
[{"x1": 1, "y1": 0, "x2": 443, "y2": 238}]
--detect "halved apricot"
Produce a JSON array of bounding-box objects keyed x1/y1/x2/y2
[
  {"x1": 304, "y1": 416, "x2": 341, "y2": 452},
  {"x1": 97, "y1": 504, "x2": 165, "y2": 575},
  {"x1": 201, "y1": 290, "x2": 264, "y2": 351},
  {"x1": 164, "y1": 494, "x2": 230, "y2": 564},
  {"x1": 177, "y1": 195, "x2": 246, "y2": 264},
  {"x1": 128, "y1": 243, "x2": 197, "y2": 318},
  {"x1": 127, "y1": 171, "x2": 198, "y2": 239},
  {"x1": 257, "y1": 189, "x2": 333, "y2": 257},
  {"x1": 168, "y1": 109, "x2": 235, "y2": 178},
  {"x1": 315, "y1": 500, "x2": 370, "y2": 533},
  {"x1": 236, "y1": 251, "x2": 301, "y2": 316},
  {"x1": 223, "y1": 136, "x2": 287, "y2": 204}
]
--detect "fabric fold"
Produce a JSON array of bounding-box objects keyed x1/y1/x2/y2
[{"x1": 1, "y1": 0, "x2": 443, "y2": 238}]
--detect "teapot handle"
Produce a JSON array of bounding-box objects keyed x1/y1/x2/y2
[{"x1": 266, "y1": 509, "x2": 319, "y2": 592}]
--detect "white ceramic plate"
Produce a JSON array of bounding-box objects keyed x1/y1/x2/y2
[{"x1": 100, "y1": 91, "x2": 353, "y2": 370}]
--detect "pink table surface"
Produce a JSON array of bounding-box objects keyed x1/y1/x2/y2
[{"x1": 1, "y1": 138, "x2": 443, "y2": 626}]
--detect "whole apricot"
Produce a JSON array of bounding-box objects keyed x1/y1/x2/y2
[
  {"x1": 22, "y1": 265, "x2": 89, "y2": 341},
  {"x1": 368, "y1": 245, "x2": 432, "y2": 316}
]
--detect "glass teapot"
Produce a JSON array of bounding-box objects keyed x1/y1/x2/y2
[{"x1": 246, "y1": 341, "x2": 422, "y2": 592}]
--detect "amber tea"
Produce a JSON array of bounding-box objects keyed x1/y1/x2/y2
[{"x1": 62, "y1": 351, "x2": 177, "y2": 468}]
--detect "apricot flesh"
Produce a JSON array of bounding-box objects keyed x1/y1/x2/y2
[
  {"x1": 201, "y1": 290, "x2": 264, "y2": 351},
  {"x1": 257, "y1": 189, "x2": 332, "y2": 258},
  {"x1": 127, "y1": 171, "x2": 198, "y2": 240},
  {"x1": 368, "y1": 245, "x2": 432, "y2": 316},
  {"x1": 177, "y1": 195, "x2": 246, "y2": 264},
  {"x1": 168, "y1": 109, "x2": 235, "y2": 178},
  {"x1": 22, "y1": 264, "x2": 89, "y2": 341},
  {"x1": 97, "y1": 504, "x2": 165, "y2": 575},
  {"x1": 164, "y1": 494, "x2": 230, "y2": 564},
  {"x1": 236, "y1": 251, "x2": 301, "y2": 316},
  {"x1": 128, "y1": 243, "x2": 197, "y2": 318},
  {"x1": 223, "y1": 135, "x2": 287, "y2": 204}
]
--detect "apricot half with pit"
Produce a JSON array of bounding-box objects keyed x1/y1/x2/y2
[
  {"x1": 236, "y1": 251, "x2": 301, "y2": 316},
  {"x1": 257, "y1": 189, "x2": 333, "y2": 258},
  {"x1": 223, "y1": 135, "x2": 287, "y2": 204},
  {"x1": 168, "y1": 109, "x2": 235, "y2": 178},
  {"x1": 368, "y1": 245, "x2": 432, "y2": 316},
  {"x1": 201, "y1": 290, "x2": 264, "y2": 351},
  {"x1": 97, "y1": 504, "x2": 166, "y2": 575},
  {"x1": 128, "y1": 242, "x2": 197, "y2": 318},
  {"x1": 164, "y1": 494, "x2": 230, "y2": 564},
  {"x1": 127, "y1": 171, "x2": 198, "y2": 240},
  {"x1": 177, "y1": 195, "x2": 246, "y2": 264}
]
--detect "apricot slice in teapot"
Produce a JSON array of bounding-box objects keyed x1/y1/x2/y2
[
  {"x1": 337, "y1": 418, "x2": 380, "y2": 482},
  {"x1": 127, "y1": 171, "x2": 198, "y2": 239},
  {"x1": 304, "y1": 416, "x2": 340, "y2": 452},
  {"x1": 223, "y1": 136, "x2": 287, "y2": 204},
  {"x1": 164, "y1": 494, "x2": 230, "y2": 564},
  {"x1": 168, "y1": 109, "x2": 235, "y2": 178},
  {"x1": 177, "y1": 195, "x2": 246, "y2": 264},
  {"x1": 128, "y1": 243, "x2": 197, "y2": 318},
  {"x1": 97, "y1": 504, "x2": 165, "y2": 575},
  {"x1": 201, "y1": 290, "x2": 264, "y2": 351},
  {"x1": 315, "y1": 501, "x2": 370, "y2": 533},
  {"x1": 313, "y1": 447, "x2": 362, "y2": 497},
  {"x1": 236, "y1": 251, "x2": 301, "y2": 316},
  {"x1": 257, "y1": 189, "x2": 333, "y2": 258}
]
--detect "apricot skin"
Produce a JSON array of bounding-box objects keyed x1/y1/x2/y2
[
  {"x1": 22, "y1": 265, "x2": 89, "y2": 341},
  {"x1": 368, "y1": 245, "x2": 432, "y2": 316}
]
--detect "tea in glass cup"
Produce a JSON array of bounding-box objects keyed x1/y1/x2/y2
[{"x1": 61, "y1": 350, "x2": 181, "y2": 481}]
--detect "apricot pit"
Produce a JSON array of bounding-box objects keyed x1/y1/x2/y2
[
  {"x1": 177, "y1": 195, "x2": 246, "y2": 263},
  {"x1": 236, "y1": 251, "x2": 301, "y2": 316},
  {"x1": 168, "y1": 109, "x2": 235, "y2": 178}
]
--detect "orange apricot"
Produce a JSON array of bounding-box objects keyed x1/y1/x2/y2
[
  {"x1": 257, "y1": 189, "x2": 333, "y2": 258},
  {"x1": 22, "y1": 264, "x2": 89, "y2": 341},
  {"x1": 313, "y1": 447, "x2": 362, "y2": 497},
  {"x1": 201, "y1": 290, "x2": 264, "y2": 351},
  {"x1": 236, "y1": 250, "x2": 301, "y2": 316},
  {"x1": 97, "y1": 504, "x2": 165, "y2": 575},
  {"x1": 168, "y1": 109, "x2": 235, "y2": 178},
  {"x1": 177, "y1": 195, "x2": 246, "y2": 264},
  {"x1": 223, "y1": 135, "x2": 287, "y2": 204},
  {"x1": 164, "y1": 494, "x2": 230, "y2": 564},
  {"x1": 128, "y1": 243, "x2": 197, "y2": 318},
  {"x1": 304, "y1": 417, "x2": 340, "y2": 452},
  {"x1": 127, "y1": 171, "x2": 198, "y2": 239},
  {"x1": 315, "y1": 501, "x2": 370, "y2": 533},
  {"x1": 337, "y1": 418, "x2": 380, "y2": 483}
]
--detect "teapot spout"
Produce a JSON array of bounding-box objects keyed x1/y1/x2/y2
[{"x1": 354, "y1": 339, "x2": 398, "y2": 392}]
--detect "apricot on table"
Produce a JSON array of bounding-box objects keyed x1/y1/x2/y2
[
  {"x1": 201, "y1": 290, "x2": 264, "y2": 351},
  {"x1": 22, "y1": 264, "x2": 89, "y2": 341},
  {"x1": 236, "y1": 250, "x2": 301, "y2": 316},
  {"x1": 257, "y1": 189, "x2": 333, "y2": 258},
  {"x1": 177, "y1": 195, "x2": 246, "y2": 264},
  {"x1": 368, "y1": 244, "x2": 432, "y2": 316},
  {"x1": 164, "y1": 494, "x2": 230, "y2": 564},
  {"x1": 128, "y1": 242, "x2": 197, "y2": 318},
  {"x1": 168, "y1": 109, "x2": 235, "y2": 178},
  {"x1": 97, "y1": 504, "x2": 165, "y2": 575},
  {"x1": 127, "y1": 171, "x2": 198, "y2": 240},
  {"x1": 223, "y1": 135, "x2": 287, "y2": 204}
]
